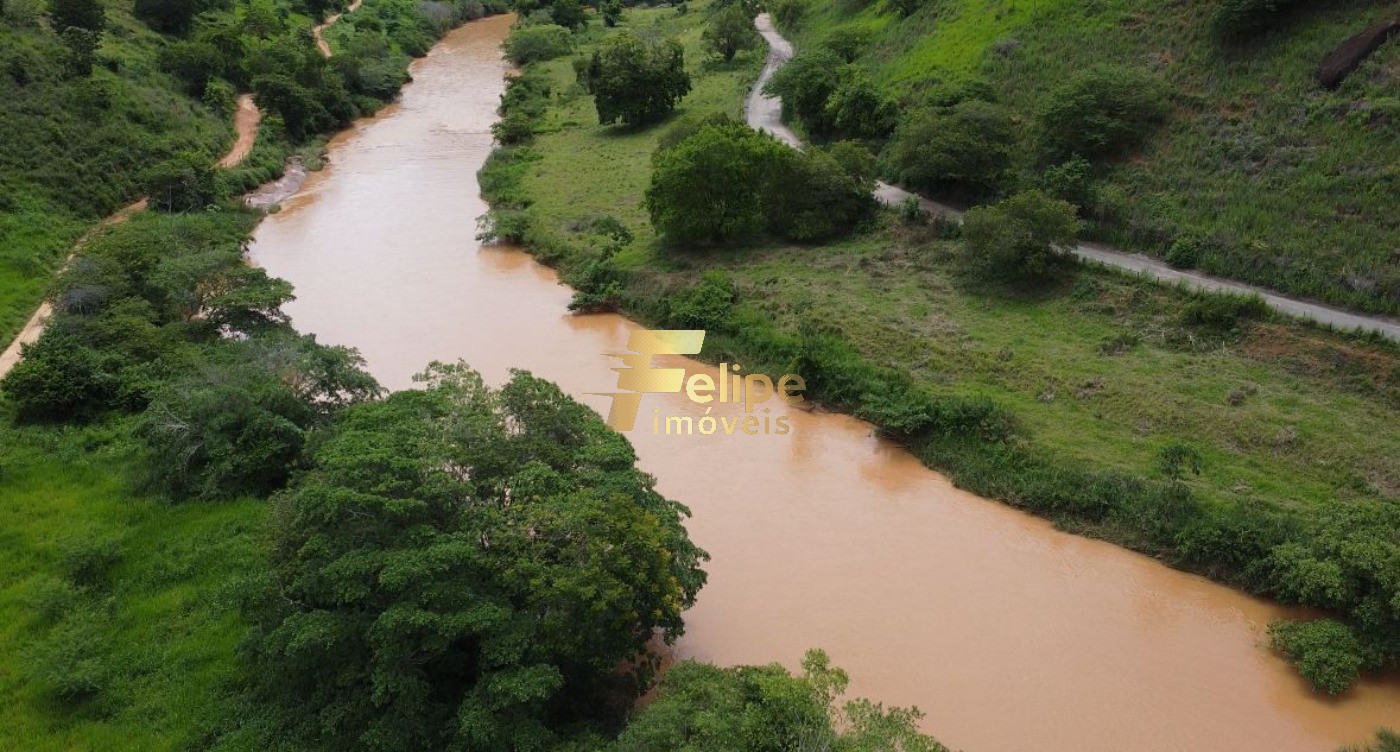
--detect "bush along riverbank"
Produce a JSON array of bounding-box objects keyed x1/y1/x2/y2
[{"x1": 480, "y1": 0, "x2": 1400, "y2": 696}]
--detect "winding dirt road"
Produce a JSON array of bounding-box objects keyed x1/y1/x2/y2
[
  {"x1": 0, "y1": 95, "x2": 263, "y2": 379},
  {"x1": 314, "y1": 0, "x2": 364, "y2": 57},
  {"x1": 0, "y1": 0, "x2": 373, "y2": 380},
  {"x1": 747, "y1": 14, "x2": 1400, "y2": 342}
]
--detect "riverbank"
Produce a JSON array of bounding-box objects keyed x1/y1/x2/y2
[
  {"x1": 0, "y1": 6, "x2": 506, "y2": 748},
  {"x1": 482, "y1": 0, "x2": 1400, "y2": 698}
]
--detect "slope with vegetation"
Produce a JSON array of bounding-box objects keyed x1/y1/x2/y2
[
  {"x1": 763, "y1": 0, "x2": 1400, "y2": 315},
  {"x1": 480, "y1": 0, "x2": 1400, "y2": 699}
]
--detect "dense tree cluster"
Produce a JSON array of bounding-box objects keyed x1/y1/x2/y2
[
  {"x1": 962, "y1": 190, "x2": 1081, "y2": 281},
  {"x1": 644, "y1": 118, "x2": 876, "y2": 245},
  {"x1": 582, "y1": 31, "x2": 691, "y2": 126},
  {"x1": 244, "y1": 364, "x2": 708, "y2": 749}
]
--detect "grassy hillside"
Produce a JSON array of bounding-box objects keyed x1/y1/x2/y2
[
  {"x1": 484, "y1": 0, "x2": 1400, "y2": 692},
  {"x1": 775, "y1": 0, "x2": 1400, "y2": 314},
  {"x1": 0, "y1": 2, "x2": 231, "y2": 341},
  {"x1": 0, "y1": 420, "x2": 264, "y2": 750}
]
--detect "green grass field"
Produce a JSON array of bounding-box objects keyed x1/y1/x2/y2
[
  {"x1": 779, "y1": 0, "x2": 1400, "y2": 314},
  {"x1": 0, "y1": 420, "x2": 263, "y2": 751},
  {"x1": 509, "y1": 2, "x2": 1398, "y2": 520}
]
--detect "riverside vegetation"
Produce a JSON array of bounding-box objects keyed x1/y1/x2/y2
[
  {"x1": 478, "y1": 0, "x2": 1400, "y2": 710},
  {"x1": 0, "y1": 0, "x2": 952, "y2": 748}
]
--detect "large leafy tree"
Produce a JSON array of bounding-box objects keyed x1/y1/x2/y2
[
  {"x1": 586, "y1": 31, "x2": 691, "y2": 126},
  {"x1": 246, "y1": 363, "x2": 708, "y2": 750},
  {"x1": 962, "y1": 189, "x2": 1081, "y2": 281},
  {"x1": 702, "y1": 3, "x2": 759, "y2": 62},
  {"x1": 883, "y1": 99, "x2": 1015, "y2": 200},
  {"x1": 613, "y1": 649, "x2": 949, "y2": 751}
]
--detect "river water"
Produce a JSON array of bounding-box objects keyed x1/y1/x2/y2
[{"x1": 246, "y1": 15, "x2": 1400, "y2": 752}]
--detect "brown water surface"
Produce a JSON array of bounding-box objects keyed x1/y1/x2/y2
[{"x1": 247, "y1": 15, "x2": 1400, "y2": 752}]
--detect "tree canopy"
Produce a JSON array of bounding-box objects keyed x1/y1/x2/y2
[
  {"x1": 585, "y1": 31, "x2": 691, "y2": 126},
  {"x1": 245, "y1": 363, "x2": 709, "y2": 750}
]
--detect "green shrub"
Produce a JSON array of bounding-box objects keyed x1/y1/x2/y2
[
  {"x1": 548, "y1": 0, "x2": 586, "y2": 29},
  {"x1": 134, "y1": 0, "x2": 201, "y2": 33},
  {"x1": 644, "y1": 122, "x2": 785, "y2": 244},
  {"x1": 668, "y1": 270, "x2": 735, "y2": 330},
  {"x1": 1037, "y1": 65, "x2": 1167, "y2": 161},
  {"x1": 58, "y1": 535, "x2": 121, "y2": 587},
  {"x1": 1157, "y1": 442, "x2": 1203, "y2": 480},
  {"x1": 770, "y1": 0, "x2": 805, "y2": 29},
  {"x1": 765, "y1": 144, "x2": 877, "y2": 241},
  {"x1": 25, "y1": 605, "x2": 110, "y2": 701},
  {"x1": 1342, "y1": 729, "x2": 1400, "y2": 752},
  {"x1": 1036, "y1": 156, "x2": 1096, "y2": 211},
  {"x1": 1212, "y1": 0, "x2": 1293, "y2": 38},
  {"x1": 1, "y1": 328, "x2": 118, "y2": 422},
  {"x1": 504, "y1": 23, "x2": 573, "y2": 64},
  {"x1": 158, "y1": 40, "x2": 223, "y2": 97},
  {"x1": 823, "y1": 26, "x2": 868, "y2": 62},
  {"x1": 1269, "y1": 619, "x2": 1365, "y2": 696},
  {"x1": 824, "y1": 69, "x2": 896, "y2": 141},
  {"x1": 1179, "y1": 293, "x2": 1267, "y2": 332},
  {"x1": 48, "y1": 0, "x2": 104, "y2": 32},
  {"x1": 585, "y1": 31, "x2": 691, "y2": 126},
  {"x1": 884, "y1": 100, "x2": 1016, "y2": 200},
  {"x1": 1165, "y1": 236, "x2": 1201, "y2": 269},
  {"x1": 702, "y1": 2, "x2": 759, "y2": 62},
  {"x1": 763, "y1": 48, "x2": 843, "y2": 137},
  {"x1": 961, "y1": 190, "x2": 1082, "y2": 281},
  {"x1": 144, "y1": 153, "x2": 218, "y2": 212}
]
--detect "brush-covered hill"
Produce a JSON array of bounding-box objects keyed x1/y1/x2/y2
[{"x1": 769, "y1": 0, "x2": 1400, "y2": 314}]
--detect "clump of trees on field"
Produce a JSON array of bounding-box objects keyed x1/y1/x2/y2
[
  {"x1": 643, "y1": 117, "x2": 876, "y2": 245},
  {"x1": 580, "y1": 31, "x2": 691, "y2": 126}
]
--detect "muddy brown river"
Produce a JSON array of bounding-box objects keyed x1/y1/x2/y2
[{"x1": 247, "y1": 15, "x2": 1400, "y2": 752}]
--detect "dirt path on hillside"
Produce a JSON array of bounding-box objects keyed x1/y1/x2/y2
[
  {"x1": 0, "y1": 86, "x2": 268, "y2": 378},
  {"x1": 748, "y1": 14, "x2": 1400, "y2": 342},
  {"x1": 314, "y1": 0, "x2": 364, "y2": 57}
]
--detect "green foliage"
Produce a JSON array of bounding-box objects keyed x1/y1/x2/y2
[
  {"x1": 548, "y1": 0, "x2": 586, "y2": 30},
  {"x1": 144, "y1": 152, "x2": 217, "y2": 212},
  {"x1": 962, "y1": 189, "x2": 1081, "y2": 281},
  {"x1": 1178, "y1": 293, "x2": 1267, "y2": 332},
  {"x1": 1212, "y1": 0, "x2": 1294, "y2": 38},
  {"x1": 58, "y1": 25, "x2": 98, "y2": 77},
  {"x1": 613, "y1": 649, "x2": 949, "y2": 751},
  {"x1": 668, "y1": 270, "x2": 734, "y2": 329},
  {"x1": 770, "y1": 0, "x2": 805, "y2": 29},
  {"x1": 158, "y1": 40, "x2": 223, "y2": 96},
  {"x1": 645, "y1": 121, "x2": 782, "y2": 244},
  {"x1": 824, "y1": 68, "x2": 895, "y2": 140},
  {"x1": 1037, "y1": 65, "x2": 1167, "y2": 162},
  {"x1": 1342, "y1": 729, "x2": 1400, "y2": 752},
  {"x1": 600, "y1": 0, "x2": 621, "y2": 26},
  {"x1": 762, "y1": 47, "x2": 842, "y2": 136},
  {"x1": 1034, "y1": 156, "x2": 1095, "y2": 211},
  {"x1": 585, "y1": 31, "x2": 691, "y2": 126},
  {"x1": 47, "y1": 0, "x2": 102, "y2": 31},
  {"x1": 884, "y1": 100, "x2": 1016, "y2": 200},
  {"x1": 645, "y1": 123, "x2": 873, "y2": 245},
  {"x1": 505, "y1": 22, "x2": 572, "y2": 64},
  {"x1": 1165, "y1": 236, "x2": 1201, "y2": 269},
  {"x1": 134, "y1": 0, "x2": 205, "y2": 34},
  {"x1": 765, "y1": 142, "x2": 877, "y2": 241},
  {"x1": 1269, "y1": 619, "x2": 1365, "y2": 696},
  {"x1": 702, "y1": 2, "x2": 758, "y2": 62},
  {"x1": 822, "y1": 26, "x2": 867, "y2": 62},
  {"x1": 1157, "y1": 441, "x2": 1203, "y2": 480},
  {"x1": 245, "y1": 364, "x2": 707, "y2": 749}
]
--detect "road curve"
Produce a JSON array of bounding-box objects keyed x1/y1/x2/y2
[
  {"x1": 1, "y1": 84, "x2": 270, "y2": 378},
  {"x1": 747, "y1": 14, "x2": 1400, "y2": 342}
]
